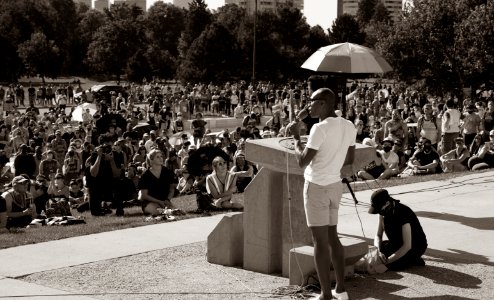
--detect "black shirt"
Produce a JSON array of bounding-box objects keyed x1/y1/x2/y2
[
  {"x1": 413, "y1": 150, "x2": 440, "y2": 166},
  {"x1": 383, "y1": 201, "x2": 428, "y2": 252},
  {"x1": 138, "y1": 167, "x2": 174, "y2": 203}
]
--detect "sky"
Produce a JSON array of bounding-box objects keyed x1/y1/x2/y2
[{"x1": 144, "y1": 0, "x2": 337, "y2": 32}]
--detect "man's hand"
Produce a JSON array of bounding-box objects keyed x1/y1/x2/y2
[
  {"x1": 23, "y1": 208, "x2": 33, "y2": 216},
  {"x1": 285, "y1": 121, "x2": 300, "y2": 140}
]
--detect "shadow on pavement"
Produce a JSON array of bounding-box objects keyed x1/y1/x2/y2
[
  {"x1": 415, "y1": 211, "x2": 494, "y2": 231},
  {"x1": 405, "y1": 265, "x2": 482, "y2": 289},
  {"x1": 425, "y1": 248, "x2": 494, "y2": 267}
]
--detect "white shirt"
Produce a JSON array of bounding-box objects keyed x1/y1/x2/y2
[{"x1": 304, "y1": 117, "x2": 357, "y2": 185}]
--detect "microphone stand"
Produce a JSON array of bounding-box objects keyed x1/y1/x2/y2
[{"x1": 342, "y1": 177, "x2": 358, "y2": 205}]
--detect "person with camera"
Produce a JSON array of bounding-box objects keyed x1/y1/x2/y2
[
  {"x1": 85, "y1": 139, "x2": 121, "y2": 216},
  {"x1": 0, "y1": 176, "x2": 35, "y2": 232}
]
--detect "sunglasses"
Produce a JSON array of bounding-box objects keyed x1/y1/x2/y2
[{"x1": 216, "y1": 161, "x2": 226, "y2": 166}]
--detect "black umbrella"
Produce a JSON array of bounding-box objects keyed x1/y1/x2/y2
[
  {"x1": 132, "y1": 123, "x2": 158, "y2": 138},
  {"x1": 186, "y1": 145, "x2": 231, "y2": 177},
  {"x1": 96, "y1": 113, "x2": 127, "y2": 133}
]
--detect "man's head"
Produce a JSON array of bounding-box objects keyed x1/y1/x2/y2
[
  {"x1": 369, "y1": 189, "x2": 395, "y2": 215},
  {"x1": 308, "y1": 88, "x2": 336, "y2": 118},
  {"x1": 12, "y1": 175, "x2": 29, "y2": 193},
  {"x1": 382, "y1": 137, "x2": 394, "y2": 153},
  {"x1": 423, "y1": 104, "x2": 433, "y2": 115},
  {"x1": 455, "y1": 137, "x2": 465, "y2": 148}
]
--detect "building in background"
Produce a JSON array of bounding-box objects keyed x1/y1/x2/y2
[
  {"x1": 173, "y1": 0, "x2": 193, "y2": 9},
  {"x1": 74, "y1": 0, "x2": 92, "y2": 8},
  {"x1": 94, "y1": 0, "x2": 109, "y2": 11},
  {"x1": 225, "y1": 0, "x2": 303, "y2": 15},
  {"x1": 338, "y1": 0, "x2": 404, "y2": 23}
]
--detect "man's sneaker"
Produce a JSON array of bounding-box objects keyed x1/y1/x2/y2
[{"x1": 332, "y1": 289, "x2": 349, "y2": 300}]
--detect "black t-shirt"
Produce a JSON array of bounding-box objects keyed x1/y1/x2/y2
[
  {"x1": 413, "y1": 150, "x2": 440, "y2": 166},
  {"x1": 383, "y1": 201, "x2": 428, "y2": 252},
  {"x1": 483, "y1": 110, "x2": 494, "y2": 132},
  {"x1": 138, "y1": 167, "x2": 174, "y2": 202}
]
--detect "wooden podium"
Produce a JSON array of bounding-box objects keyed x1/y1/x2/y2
[{"x1": 207, "y1": 137, "x2": 376, "y2": 277}]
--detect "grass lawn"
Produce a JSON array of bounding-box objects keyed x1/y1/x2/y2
[{"x1": 1, "y1": 169, "x2": 490, "y2": 249}]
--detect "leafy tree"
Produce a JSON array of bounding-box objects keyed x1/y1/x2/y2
[
  {"x1": 372, "y1": 1, "x2": 392, "y2": 25},
  {"x1": 178, "y1": 0, "x2": 212, "y2": 60},
  {"x1": 145, "y1": 45, "x2": 176, "y2": 79},
  {"x1": 328, "y1": 14, "x2": 366, "y2": 44},
  {"x1": 307, "y1": 25, "x2": 330, "y2": 52},
  {"x1": 177, "y1": 22, "x2": 241, "y2": 82},
  {"x1": 17, "y1": 32, "x2": 60, "y2": 82},
  {"x1": 74, "y1": 8, "x2": 106, "y2": 75},
  {"x1": 0, "y1": 34, "x2": 22, "y2": 81},
  {"x1": 126, "y1": 49, "x2": 152, "y2": 82},
  {"x1": 457, "y1": 1, "x2": 494, "y2": 89},
  {"x1": 146, "y1": 2, "x2": 185, "y2": 57},
  {"x1": 357, "y1": 0, "x2": 378, "y2": 26}
]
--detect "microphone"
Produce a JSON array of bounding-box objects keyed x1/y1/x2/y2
[{"x1": 295, "y1": 108, "x2": 309, "y2": 121}]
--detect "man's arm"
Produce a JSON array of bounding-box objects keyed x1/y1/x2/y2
[
  {"x1": 386, "y1": 223, "x2": 412, "y2": 265},
  {"x1": 374, "y1": 215, "x2": 384, "y2": 249},
  {"x1": 344, "y1": 145, "x2": 356, "y2": 166},
  {"x1": 293, "y1": 139, "x2": 317, "y2": 169}
]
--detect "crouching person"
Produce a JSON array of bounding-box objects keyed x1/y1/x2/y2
[
  {"x1": 0, "y1": 176, "x2": 34, "y2": 232},
  {"x1": 369, "y1": 189, "x2": 428, "y2": 271},
  {"x1": 206, "y1": 156, "x2": 242, "y2": 209}
]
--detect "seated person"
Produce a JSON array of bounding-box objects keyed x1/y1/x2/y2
[
  {"x1": 230, "y1": 150, "x2": 254, "y2": 192},
  {"x1": 176, "y1": 167, "x2": 194, "y2": 195},
  {"x1": 359, "y1": 138, "x2": 399, "y2": 180},
  {"x1": 206, "y1": 156, "x2": 242, "y2": 209},
  {"x1": 33, "y1": 175, "x2": 50, "y2": 216},
  {"x1": 369, "y1": 189, "x2": 428, "y2": 271},
  {"x1": 358, "y1": 151, "x2": 385, "y2": 180},
  {"x1": 403, "y1": 138, "x2": 440, "y2": 175},
  {"x1": 440, "y1": 137, "x2": 470, "y2": 173},
  {"x1": 69, "y1": 179, "x2": 85, "y2": 208},
  {"x1": 0, "y1": 176, "x2": 34, "y2": 231},
  {"x1": 468, "y1": 130, "x2": 494, "y2": 171}
]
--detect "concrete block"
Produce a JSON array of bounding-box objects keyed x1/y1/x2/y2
[
  {"x1": 288, "y1": 237, "x2": 368, "y2": 286},
  {"x1": 243, "y1": 168, "x2": 284, "y2": 274},
  {"x1": 207, "y1": 212, "x2": 244, "y2": 267}
]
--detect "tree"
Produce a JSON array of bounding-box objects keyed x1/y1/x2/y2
[
  {"x1": 146, "y1": 2, "x2": 185, "y2": 57},
  {"x1": 357, "y1": 0, "x2": 378, "y2": 26},
  {"x1": 307, "y1": 25, "x2": 330, "y2": 52},
  {"x1": 177, "y1": 22, "x2": 241, "y2": 82},
  {"x1": 328, "y1": 14, "x2": 366, "y2": 45},
  {"x1": 376, "y1": 0, "x2": 488, "y2": 98},
  {"x1": 178, "y1": 0, "x2": 212, "y2": 60},
  {"x1": 372, "y1": 1, "x2": 392, "y2": 25},
  {"x1": 17, "y1": 32, "x2": 60, "y2": 82}
]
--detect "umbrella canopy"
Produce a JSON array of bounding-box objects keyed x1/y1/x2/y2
[
  {"x1": 301, "y1": 42, "x2": 392, "y2": 74},
  {"x1": 132, "y1": 123, "x2": 158, "y2": 138},
  {"x1": 186, "y1": 146, "x2": 231, "y2": 176},
  {"x1": 71, "y1": 103, "x2": 97, "y2": 122}
]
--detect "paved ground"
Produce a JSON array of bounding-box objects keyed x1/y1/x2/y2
[{"x1": 1, "y1": 171, "x2": 493, "y2": 299}]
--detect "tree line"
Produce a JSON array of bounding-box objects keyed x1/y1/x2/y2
[{"x1": 0, "y1": 0, "x2": 492, "y2": 97}]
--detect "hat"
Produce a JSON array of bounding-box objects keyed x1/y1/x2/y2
[
  {"x1": 188, "y1": 145, "x2": 196, "y2": 151},
  {"x1": 36, "y1": 174, "x2": 48, "y2": 182},
  {"x1": 368, "y1": 189, "x2": 392, "y2": 214},
  {"x1": 177, "y1": 112, "x2": 182, "y2": 116},
  {"x1": 55, "y1": 130, "x2": 62, "y2": 135},
  {"x1": 455, "y1": 137, "x2": 464, "y2": 143},
  {"x1": 382, "y1": 137, "x2": 395, "y2": 145},
  {"x1": 234, "y1": 150, "x2": 246, "y2": 159},
  {"x1": 12, "y1": 176, "x2": 29, "y2": 185},
  {"x1": 143, "y1": 133, "x2": 150, "y2": 137}
]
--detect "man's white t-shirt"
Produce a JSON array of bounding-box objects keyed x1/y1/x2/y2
[{"x1": 304, "y1": 117, "x2": 357, "y2": 185}]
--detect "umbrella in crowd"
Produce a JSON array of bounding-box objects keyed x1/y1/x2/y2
[
  {"x1": 301, "y1": 42, "x2": 392, "y2": 74},
  {"x1": 71, "y1": 103, "x2": 97, "y2": 122},
  {"x1": 132, "y1": 123, "x2": 158, "y2": 138},
  {"x1": 186, "y1": 145, "x2": 231, "y2": 177},
  {"x1": 169, "y1": 131, "x2": 192, "y2": 146},
  {"x1": 96, "y1": 113, "x2": 127, "y2": 133}
]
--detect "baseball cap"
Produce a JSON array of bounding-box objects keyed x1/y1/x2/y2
[
  {"x1": 368, "y1": 189, "x2": 392, "y2": 214},
  {"x1": 12, "y1": 176, "x2": 29, "y2": 185}
]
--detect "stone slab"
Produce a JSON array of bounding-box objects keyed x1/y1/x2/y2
[{"x1": 207, "y1": 212, "x2": 244, "y2": 267}]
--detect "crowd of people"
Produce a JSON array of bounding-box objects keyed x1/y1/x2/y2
[{"x1": 0, "y1": 77, "x2": 493, "y2": 232}]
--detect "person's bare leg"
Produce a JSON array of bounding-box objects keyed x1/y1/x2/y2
[
  {"x1": 310, "y1": 226, "x2": 332, "y2": 300},
  {"x1": 328, "y1": 225, "x2": 346, "y2": 293}
]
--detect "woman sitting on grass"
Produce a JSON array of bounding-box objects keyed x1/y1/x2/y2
[
  {"x1": 206, "y1": 156, "x2": 242, "y2": 209},
  {"x1": 440, "y1": 137, "x2": 470, "y2": 173},
  {"x1": 138, "y1": 149, "x2": 176, "y2": 216}
]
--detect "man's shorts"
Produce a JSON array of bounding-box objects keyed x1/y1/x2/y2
[{"x1": 303, "y1": 180, "x2": 342, "y2": 227}]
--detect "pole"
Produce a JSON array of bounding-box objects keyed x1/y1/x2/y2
[{"x1": 252, "y1": 0, "x2": 257, "y2": 87}]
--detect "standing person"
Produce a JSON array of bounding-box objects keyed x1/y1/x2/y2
[
  {"x1": 417, "y1": 104, "x2": 441, "y2": 150},
  {"x1": 461, "y1": 104, "x2": 481, "y2": 146},
  {"x1": 369, "y1": 189, "x2": 428, "y2": 271},
  {"x1": 441, "y1": 100, "x2": 461, "y2": 154},
  {"x1": 191, "y1": 113, "x2": 207, "y2": 147},
  {"x1": 286, "y1": 88, "x2": 356, "y2": 300}
]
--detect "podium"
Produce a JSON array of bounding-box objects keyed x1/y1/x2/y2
[{"x1": 207, "y1": 137, "x2": 376, "y2": 277}]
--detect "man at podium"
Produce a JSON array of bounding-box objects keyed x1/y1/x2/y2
[{"x1": 286, "y1": 88, "x2": 356, "y2": 300}]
